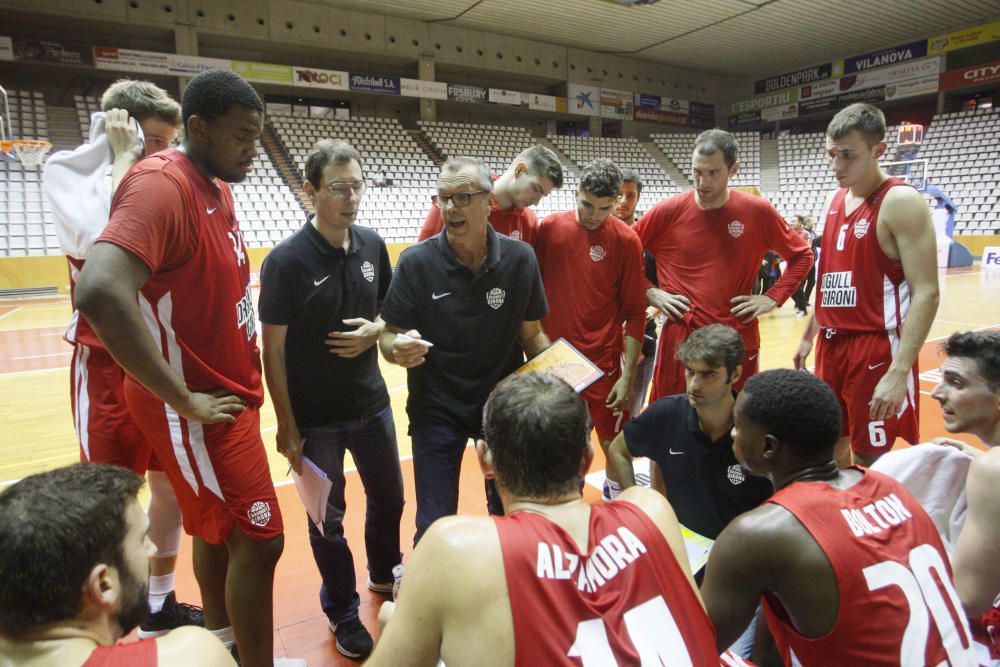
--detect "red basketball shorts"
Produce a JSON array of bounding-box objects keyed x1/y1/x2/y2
[
  {"x1": 582, "y1": 367, "x2": 629, "y2": 444},
  {"x1": 124, "y1": 378, "x2": 282, "y2": 545}
]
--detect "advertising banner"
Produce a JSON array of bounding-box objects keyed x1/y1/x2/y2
[
  {"x1": 13, "y1": 38, "x2": 92, "y2": 67},
  {"x1": 689, "y1": 101, "x2": 714, "y2": 119},
  {"x1": 884, "y1": 74, "x2": 939, "y2": 100},
  {"x1": 801, "y1": 57, "x2": 940, "y2": 101},
  {"x1": 400, "y1": 78, "x2": 447, "y2": 100},
  {"x1": 730, "y1": 88, "x2": 798, "y2": 115},
  {"x1": 633, "y1": 107, "x2": 689, "y2": 126},
  {"x1": 232, "y1": 60, "x2": 292, "y2": 84},
  {"x1": 928, "y1": 20, "x2": 1000, "y2": 56},
  {"x1": 293, "y1": 66, "x2": 349, "y2": 91},
  {"x1": 761, "y1": 103, "x2": 799, "y2": 122},
  {"x1": 939, "y1": 60, "x2": 1000, "y2": 90},
  {"x1": 600, "y1": 88, "x2": 633, "y2": 119},
  {"x1": 448, "y1": 83, "x2": 488, "y2": 104},
  {"x1": 843, "y1": 40, "x2": 928, "y2": 74},
  {"x1": 527, "y1": 93, "x2": 557, "y2": 112},
  {"x1": 94, "y1": 47, "x2": 228, "y2": 76},
  {"x1": 349, "y1": 73, "x2": 400, "y2": 95},
  {"x1": 755, "y1": 63, "x2": 832, "y2": 94},
  {"x1": 798, "y1": 86, "x2": 885, "y2": 115},
  {"x1": 0, "y1": 36, "x2": 12, "y2": 62},
  {"x1": 567, "y1": 83, "x2": 601, "y2": 117},
  {"x1": 489, "y1": 88, "x2": 523, "y2": 106},
  {"x1": 728, "y1": 110, "x2": 761, "y2": 127}
]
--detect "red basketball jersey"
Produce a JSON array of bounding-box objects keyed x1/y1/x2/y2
[
  {"x1": 494, "y1": 501, "x2": 719, "y2": 666},
  {"x1": 83, "y1": 638, "x2": 158, "y2": 666},
  {"x1": 763, "y1": 469, "x2": 976, "y2": 667},
  {"x1": 100, "y1": 149, "x2": 263, "y2": 406},
  {"x1": 815, "y1": 177, "x2": 911, "y2": 332}
]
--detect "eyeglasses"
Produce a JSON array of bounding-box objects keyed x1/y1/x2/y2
[
  {"x1": 432, "y1": 190, "x2": 488, "y2": 209},
  {"x1": 324, "y1": 181, "x2": 366, "y2": 198}
]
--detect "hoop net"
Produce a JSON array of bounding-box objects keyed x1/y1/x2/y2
[{"x1": 1, "y1": 139, "x2": 53, "y2": 167}]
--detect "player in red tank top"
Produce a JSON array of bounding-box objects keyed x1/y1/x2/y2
[
  {"x1": 0, "y1": 464, "x2": 233, "y2": 667},
  {"x1": 701, "y1": 370, "x2": 976, "y2": 666},
  {"x1": 367, "y1": 373, "x2": 722, "y2": 666},
  {"x1": 794, "y1": 103, "x2": 939, "y2": 467},
  {"x1": 416, "y1": 145, "x2": 563, "y2": 243}
]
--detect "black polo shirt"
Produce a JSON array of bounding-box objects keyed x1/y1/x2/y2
[
  {"x1": 258, "y1": 219, "x2": 391, "y2": 428},
  {"x1": 380, "y1": 224, "x2": 548, "y2": 434},
  {"x1": 623, "y1": 393, "x2": 773, "y2": 539}
]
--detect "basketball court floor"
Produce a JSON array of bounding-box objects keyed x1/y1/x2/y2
[{"x1": 1, "y1": 264, "x2": 997, "y2": 665}]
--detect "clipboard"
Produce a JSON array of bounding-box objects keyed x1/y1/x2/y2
[{"x1": 511, "y1": 338, "x2": 603, "y2": 394}]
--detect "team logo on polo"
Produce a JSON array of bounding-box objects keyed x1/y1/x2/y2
[
  {"x1": 727, "y1": 464, "x2": 746, "y2": 485},
  {"x1": 589, "y1": 245, "x2": 606, "y2": 262},
  {"x1": 728, "y1": 220, "x2": 744, "y2": 238},
  {"x1": 486, "y1": 287, "x2": 505, "y2": 309},
  {"x1": 509, "y1": 230, "x2": 522, "y2": 240},
  {"x1": 854, "y1": 218, "x2": 870, "y2": 238},
  {"x1": 247, "y1": 501, "x2": 271, "y2": 527},
  {"x1": 361, "y1": 260, "x2": 375, "y2": 283}
]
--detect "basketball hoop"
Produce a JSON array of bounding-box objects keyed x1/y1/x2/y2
[{"x1": 0, "y1": 139, "x2": 53, "y2": 168}]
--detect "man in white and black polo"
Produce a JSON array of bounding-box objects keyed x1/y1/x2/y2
[
  {"x1": 259, "y1": 140, "x2": 402, "y2": 660},
  {"x1": 608, "y1": 323, "x2": 772, "y2": 541},
  {"x1": 379, "y1": 156, "x2": 550, "y2": 545}
]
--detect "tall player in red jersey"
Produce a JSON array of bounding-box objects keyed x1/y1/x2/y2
[
  {"x1": 367, "y1": 373, "x2": 721, "y2": 666},
  {"x1": 416, "y1": 145, "x2": 563, "y2": 244},
  {"x1": 76, "y1": 70, "x2": 303, "y2": 667},
  {"x1": 702, "y1": 370, "x2": 976, "y2": 666},
  {"x1": 534, "y1": 159, "x2": 647, "y2": 501},
  {"x1": 635, "y1": 129, "x2": 812, "y2": 403},
  {"x1": 794, "y1": 103, "x2": 939, "y2": 467}
]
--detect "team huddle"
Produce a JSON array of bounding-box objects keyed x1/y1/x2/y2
[{"x1": 0, "y1": 67, "x2": 997, "y2": 667}]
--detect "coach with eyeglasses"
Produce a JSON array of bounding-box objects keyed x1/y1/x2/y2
[
  {"x1": 258, "y1": 139, "x2": 402, "y2": 658},
  {"x1": 379, "y1": 156, "x2": 550, "y2": 545}
]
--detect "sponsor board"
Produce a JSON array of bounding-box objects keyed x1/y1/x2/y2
[
  {"x1": 982, "y1": 247, "x2": 1000, "y2": 270},
  {"x1": 728, "y1": 110, "x2": 761, "y2": 127},
  {"x1": 798, "y1": 86, "x2": 886, "y2": 115},
  {"x1": 761, "y1": 103, "x2": 799, "y2": 122},
  {"x1": 730, "y1": 88, "x2": 798, "y2": 115},
  {"x1": 400, "y1": 78, "x2": 447, "y2": 100},
  {"x1": 349, "y1": 73, "x2": 400, "y2": 95},
  {"x1": 94, "y1": 47, "x2": 228, "y2": 76},
  {"x1": 634, "y1": 107, "x2": 689, "y2": 126},
  {"x1": 232, "y1": 60, "x2": 292, "y2": 84},
  {"x1": 802, "y1": 57, "x2": 940, "y2": 101},
  {"x1": 600, "y1": 88, "x2": 633, "y2": 119},
  {"x1": 13, "y1": 38, "x2": 93, "y2": 66},
  {"x1": 884, "y1": 74, "x2": 939, "y2": 100},
  {"x1": 689, "y1": 101, "x2": 715, "y2": 119},
  {"x1": 939, "y1": 60, "x2": 1000, "y2": 91},
  {"x1": 567, "y1": 83, "x2": 601, "y2": 117},
  {"x1": 755, "y1": 63, "x2": 833, "y2": 95},
  {"x1": 489, "y1": 87, "x2": 523, "y2": 106},
  {"x1": 928, "y1": 20, "x2": 1000, "y2": 56},
  {"x1": 527, "y1": 93, "x2": 557, "y2": 112},
  {"x1": 447, "y1": 83, "x2": 488, "y2": 104},
  {"x1": 293, "y1": 66, "x2": 349, "y2": 90},
  {"x1": 844, "y1": 40, "x2": 928, "y2": 74}
]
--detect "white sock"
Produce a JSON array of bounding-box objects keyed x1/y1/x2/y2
[
  {"x1": 210, "y1": 625, "x2": 236, "y2": 651},
  {"x1": 605, "y1": 479, "x2": 622, "y2": 500},
  {"x1": 148, "y1": 573, "x2": 174, "y2": 613}
]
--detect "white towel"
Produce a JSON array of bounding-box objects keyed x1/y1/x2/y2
[{"x1": 42, "y1": 112, "x2": 144, "y2": 260}]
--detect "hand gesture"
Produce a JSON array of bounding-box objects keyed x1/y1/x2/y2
[
  {"x1": 646, "y1": 288, "x2": 691, "y2": 321},
  {"x1": 730, "y1": 294, "x2": 778, "y2": 324},
  {"x1": 105, "y1": 108, "x2": 142, "y2": 160},
  {"x1": 393, "y1": 329, "x2": 429, "y2": 368},
  {"x1": 178, "y1": 389, "x2": 245, "y2": 424},
  {"x1": 605, "y1": 374, "x2": 631, "y2": 413},
  {"x1": 276, "y1": 422, "x2": 304, "y2": 474},
  {"x1": 326, "y1": 317, "x2": 382, "y2": 358}
]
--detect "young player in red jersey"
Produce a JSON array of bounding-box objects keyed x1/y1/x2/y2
[
  {"x1": 702, "y1": 370, "x2": 976, "y2": 667},
  {"x1": 76, "y1": 70, "x2": 303, "y2": 667},
  {"x1": 635, "y1": 129, "x2": 812, "y2": 403},
  {"x1": 366, "y1": 373, "x2": 721, "y2": 666},
  {"x1": 534, "y1": 159, "x2": 647, "y2": 501},
  {"x1": 794, "y1": 103, "x2": 939, "y2": 467},
  {"x1": 0, "y1": 464, "x2": 233, "y2": 667},
  {"x1": 42, "y1": 79, "x2": 202, "y2": 637},
  {"x1": 416, "y1": 145, "x2": 563, "y2": 244}
]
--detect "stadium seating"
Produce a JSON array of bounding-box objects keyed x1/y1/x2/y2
[
  {"x1": 651, "y1": 131, "x2": 761, "y2": 189},
  {"x1": 1, "y1": 89, "x2": 54, "y2": 257}
]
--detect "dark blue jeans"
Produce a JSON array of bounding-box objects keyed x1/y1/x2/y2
[
  {"x1": 410, "y1": 419, "x2": 503, "y2": 546},
  {"x1": 300, "y1": 405, "x2": 404, "y2": 624}
]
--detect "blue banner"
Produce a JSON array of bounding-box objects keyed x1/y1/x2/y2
[
  {"x1": 348, "y1": 73, "x2": 400, "y2": 95},
  {"x1": 844, "y1": 40, "x2": 928, "y2": 74}
]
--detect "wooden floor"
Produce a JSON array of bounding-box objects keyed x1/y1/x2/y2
[{"x1": 1, "y1": 265, "x2": 998, "y2": 665}]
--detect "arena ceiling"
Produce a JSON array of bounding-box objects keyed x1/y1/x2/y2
[{"x1": 319, "y1": 0, "x2": 1000, "y2": 76}]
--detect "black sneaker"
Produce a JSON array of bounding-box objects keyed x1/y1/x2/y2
[
  {"x1": 329, "y1": 617, "x2": 373, "y2": 659},
  {"x1": 138, "y1": 591, "x2": 204, "y2": 638}
]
